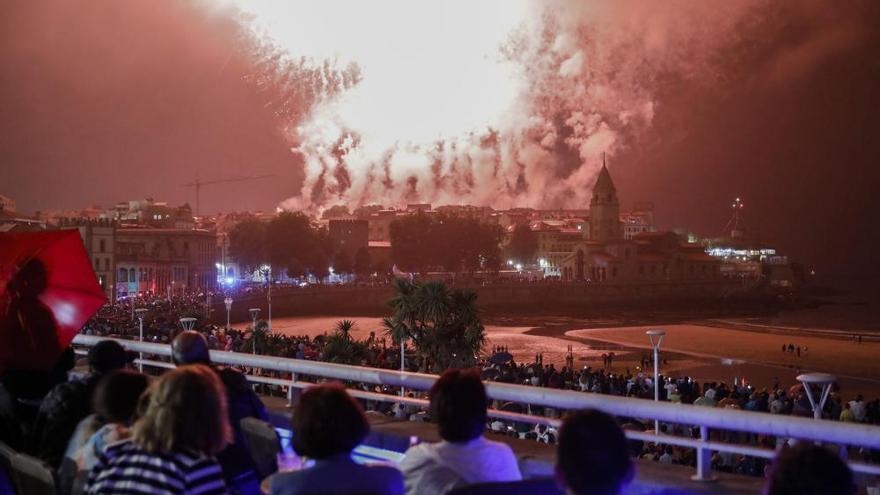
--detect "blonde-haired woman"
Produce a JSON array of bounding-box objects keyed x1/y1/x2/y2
[{"x1": 85, "y1": 364, "x2": 232, "y2": 495}]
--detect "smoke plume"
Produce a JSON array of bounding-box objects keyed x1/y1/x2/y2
[{"x1": 236, "y1": 0, "x2": 773, "y2": 212}]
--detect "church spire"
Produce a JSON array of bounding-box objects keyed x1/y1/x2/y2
[
  {"x1": 593, "y1": 152, "x2": 616, "y2": 195},
  {"x1": 590, "y1": 152, "x2": 622, "y2": 242}
]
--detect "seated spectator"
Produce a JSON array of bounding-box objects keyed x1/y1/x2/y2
[
  {"x1": 68, "y1": 369, "x2": 150, "y2": 470},
  {"x1": 31, "y1": 340, "x2": 130, "y2": 468},
  {"x1": 172, "y1": 330, "x2": 268, "y2": 494},
  {"x1": 85, "y1": 364, "x2": 230, "y2": 495},
  {"x1": 270, "y1": 384, "x2": 404, "y2": 495},
  {"x1": 59, "y1": 369, "x2": 149, "y2": 495},
  {"x1": 400, "y1": 369, "x2": 521, "y2": 495},
  {"x1": 555, "y1": 409, "x2": 633, "y2": 495},
  {"x1": 0, "y1": 348, "x2": 75, "y2": 450},
  {"x1": 763, "y1": 443, "x2": 855, "y2": 495}
]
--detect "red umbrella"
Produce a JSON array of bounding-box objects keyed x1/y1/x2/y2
[{"x1": 0, "y1": 230, "x2": 107, "y2": 371}]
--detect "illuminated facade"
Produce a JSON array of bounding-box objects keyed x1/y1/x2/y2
[{"x1": 114, "y1": 228, "x2": 216, "y2": 297}]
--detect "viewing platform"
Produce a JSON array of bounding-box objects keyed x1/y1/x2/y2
[{"x1": 72, "y1": 335, "x2": 880, "y2": 495}]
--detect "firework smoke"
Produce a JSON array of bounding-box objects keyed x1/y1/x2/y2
[{"x1": 234, "y1": 0, "x2": 870, "y2": 212}]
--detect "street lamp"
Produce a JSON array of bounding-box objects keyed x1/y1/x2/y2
[
  {"x1": 260, "y1": 265, "x2": 272, "y2": 333},
  {"x1": 179, "y1": 317, "x2": 197, "y2": 331},
  {"x1": 224, "y1": 296, "x2": 233, "y2": 331},
  {"x1": 134, "y1": 308, "x2": 148, "y2": 372},
  {"x1": 797, "y1": 372, "x2": 836, "y2": 420},
  {"x1": 249, "y1": 308, "x2": 261, "y2": 355},
  {"x1": 646, "y1": 329, "x2": 666, "y2": 434}
]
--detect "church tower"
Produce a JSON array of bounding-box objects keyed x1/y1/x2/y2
[{"x1": 589, "y1": 154, "x2": 621, "y2": 243}]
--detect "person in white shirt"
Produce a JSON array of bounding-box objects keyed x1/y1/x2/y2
[
  {"x1": 849, "y1": 395, "x2": 866, "y2": 422},
  {"x1": 399, "y1": 369, "x2": 522, "y2": 495}
]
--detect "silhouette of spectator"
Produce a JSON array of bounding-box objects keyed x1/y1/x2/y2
[
  {"x1": 2, "y1": 258, "x2": 61, "y2": 371},
  {"x1": 555, "y1": 409, "x2": 633, "y2": 495},
  {"x1": 0, "y1": 347, "x2": 75, "y2": 450},
  {"x1": 31, "y1": 339, "x2": 130, "y2": 467},
  {"x1": 271, "y1": 383, "x2": 403, "y2": 495},
  {"x1": 172, "y1": 330, "x2": 268, "y2": 495},
  {"x1": 763, "y1": 443, "x2": 854, "y2": 495}
]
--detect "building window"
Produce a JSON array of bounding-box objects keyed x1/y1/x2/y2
[
  {"x1": 99, "y1": 239, "x2": 106, "y2": 253},
  {"x1": 118, "y1": 268, "x2": 128, "y2": 282},
  {"x1": 129, "y1": 268, "x2": 135, "y2": 282}
]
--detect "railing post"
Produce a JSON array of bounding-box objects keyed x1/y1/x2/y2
[
  {"x1": 691, "y1": 426, "x2": 717, "y2": 482},
  {"x1": 287, "y1": 373, "x2": 297, "y2": 408}
]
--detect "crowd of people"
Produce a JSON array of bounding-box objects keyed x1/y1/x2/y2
[
  {"x1": 0, "y1": 336, "x2": 862, "y2": 495},
  {"x1": 3, "y1": 294, "x2": 866, "y2": 493}
]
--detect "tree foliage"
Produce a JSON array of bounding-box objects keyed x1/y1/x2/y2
[
  {"x1": 265, "y1": 212, "x2": 314, "y2": 277},
  {"x1": 383, "y1": 279, "x2": 485, "y2": 372},
  {"x1": 333, "y1": 250, "x2": 353, "y2": 275},
  {"x1": 389, "y1": 213, "x2": 502, "y2": 273},
  {"x1": 354, "y1": 247, "x2": 372, "y2": 277},
  {"x1": 508, "y1": 223, "x2": 539, "y2": 264},
  {"x1": 322, "y1": 319, "x2": 368, "y2": 365},
  {"x1": 228, "y1": 218, "x2": 266, "y2": 272}
]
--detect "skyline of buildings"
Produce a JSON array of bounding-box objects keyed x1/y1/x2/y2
[{"x1": 0, "y1": 164, "x2": 797, "y2": 299}]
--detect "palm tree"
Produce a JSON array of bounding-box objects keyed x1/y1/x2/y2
[
  {"x1": 385, "y1": 279, "x2": 485, "y2": 372},
  {"x1": 323, "y1": 319, "x2": 368, "y2": 365},
  {"x1": 335, "y1": 319, "x2": 356, "y2": 340}
]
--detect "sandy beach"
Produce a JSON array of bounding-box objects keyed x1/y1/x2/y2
[{"x1": 263, "y1": 313, "x2": 880, "y2": 398}]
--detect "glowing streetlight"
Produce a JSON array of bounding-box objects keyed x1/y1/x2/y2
[
  {"x1": 134, "y1": 308, "x2": 148, "y2": 372},
  {"x1": 646, "y1": 329, "x2": 666, "y2": 434}
]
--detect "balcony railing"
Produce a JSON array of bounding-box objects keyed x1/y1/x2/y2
[{"x1": 72, "y1": 335, "x2": 880, "y2": 481}]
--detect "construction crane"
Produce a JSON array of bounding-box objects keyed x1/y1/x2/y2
[{"x1": 182, "y1": 173, "x2": 274, "y2": 216}]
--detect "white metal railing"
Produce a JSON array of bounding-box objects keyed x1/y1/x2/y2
[{"x1": 72, "y1": 335, "x2": 880, "y2": 481}]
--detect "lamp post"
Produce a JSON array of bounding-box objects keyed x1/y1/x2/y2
[
  {"x1": 179, "y1": 317, "x2": 197, "y2": 331},
  {"x1": 224, "y1": 296, "x2": 233, "y2": 331},
  {"x1": 249, "y1": 308, "x2": 261, "y2": 355},
  {"x1": 797, "y1": 372, "x2": 836, "y2": 420},
  {"x1": 134, "y1": 308, "x2": 147, "y2": 372},
  {"x1": 646, "y1": 329, "x2": 666, "y2": 434},
  {"x1": 399, "y1": 336, "x2": 406, "y2": 398},
  {"x1": 261, "y1": 266, "x2": 272, "y2": 333}
]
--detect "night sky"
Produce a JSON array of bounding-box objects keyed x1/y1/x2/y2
[{"x1": 2, "y1": 0, "x2": 879, "y2": 288}]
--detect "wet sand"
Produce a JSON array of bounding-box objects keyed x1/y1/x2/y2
[{"x1": 262, "y1": 314, "x2": 880, "y2": 398}]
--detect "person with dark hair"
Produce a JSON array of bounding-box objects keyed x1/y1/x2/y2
[
  {"x1": 85, "y1": 364, "x2": 231, "y2": 495},
  {"x1": 763, "y1": 443, "x2": 855, "y2": 495},
  {"x1": 399, "y1": 369, "x2": 521, "y2": 495},
  {"x1": 68, "y1": 370, "x2": 149, "y2": 469},
  {"x1": 0, "y1": 347, "x2": 75, "y2": 451},
  {"x1": 555, "y1": 409, "x2": 633, "y2": 495},
  {"x1": 270, "y1": 384, "x2": 403, "y2": 495},
  {"x1": 172, "y1": 330, "x2": 268, "y2": 494},
  {"x1": 59, "y1": 369, "x2": 149, "y2": 495},
  {"x1": 30, "y1": 339, "x2": 131, "y2": 468}
]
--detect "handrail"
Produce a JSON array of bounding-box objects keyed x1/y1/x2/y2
[{"x1": 72, "y1": 335, "x2": 880, "y2": 478}]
